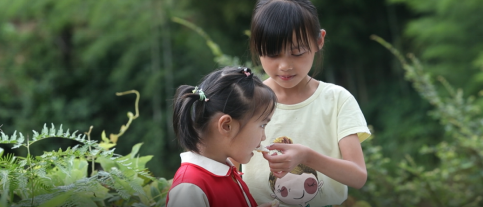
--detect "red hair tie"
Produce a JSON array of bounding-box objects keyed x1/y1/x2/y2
[{"x1": 243, "y1": 68, "x2": 250, "y2": 77}]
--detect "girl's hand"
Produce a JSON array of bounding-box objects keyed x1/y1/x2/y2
[{"x1": 262, "y1": 143, "x2": 309, "y2": 178}]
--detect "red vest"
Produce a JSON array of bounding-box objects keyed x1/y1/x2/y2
[{"x1": 166, "y1": 163, "x2": 258, "y2": 207}]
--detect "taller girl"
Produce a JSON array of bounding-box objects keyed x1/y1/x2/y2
[{"x1": 242, "y1": 0, "x2": 371, "y2": 206}]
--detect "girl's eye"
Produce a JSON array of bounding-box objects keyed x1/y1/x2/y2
[
  {"x1": 293, "y1": 52, "x2": 306, "y2": 56},
  {"x1": 261, "y1": 124, "x2": 267, "y2": 128}
]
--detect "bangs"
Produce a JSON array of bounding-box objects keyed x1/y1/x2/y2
[{"x1": 251, "y1": 1, "x2": 320, "y2": 57}]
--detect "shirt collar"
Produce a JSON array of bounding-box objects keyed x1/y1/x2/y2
[{"x1": 180, "y1": 151, "x2": 234, "y2": 176}]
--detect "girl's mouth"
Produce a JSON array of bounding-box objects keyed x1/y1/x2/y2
[
  {"x1": 279, "y1": 75, "x2": 294, "y2": 81},
  {"x1": 254, "y1": 144, "x2": 269, "y2": 152}
]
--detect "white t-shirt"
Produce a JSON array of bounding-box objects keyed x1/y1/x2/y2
[{"x1": 242, "y1": 81, "x2": 371, "y2": 206}]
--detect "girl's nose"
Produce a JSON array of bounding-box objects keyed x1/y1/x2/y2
[{"x1": 278, "y1": 58, "x2": 293, "y2": 72}]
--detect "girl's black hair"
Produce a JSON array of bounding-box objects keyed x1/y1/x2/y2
[
  {"x1": 250, "y1": 0, "x2": 323, "y2": 77},
  {"x1": 172, "y1": 66, "x2": 277, "y2": 153}
]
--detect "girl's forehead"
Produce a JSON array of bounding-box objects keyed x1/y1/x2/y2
[
  {"x1": 250, "y1": 107, "x2": 273, "y2": 122},
  {"x1": 275, "y1": 30, "x2": 316, "y2": 48}
]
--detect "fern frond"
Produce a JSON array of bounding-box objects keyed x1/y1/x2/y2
[
  {"x1": 63, "y1": 129, "x2": 70, "y2": 138},
  {"x1": 116, "y1": 158, "x2": 130, "y2": 165},
  {"x1": 0, "y1": 132, "x2": 7, "y2": 141},
  {"x1": 17, "y1": 133, "x2": 24, "y2": 145},
  {"x1": 136, "y1": 170, "x2": 155, "y2": 181},
  {"x1": 0, "y1": 170, "x2": 9, "y2": 191},
  {"x1": 32, "y1": 130, "x2": 39, "y2": 141},
  {"x1": 10, "y1": 171, "x2": 29, "y2": 200},
  {"x1": 9, "y1": 131, "x2": 21, "y2": 149},
  {"x1": 77, "y1": 144, "x2": 89, "y2": 155},
  {"x1": 0, "y1": 153, "x2": 16, "y2": 167},
  {"x1": 9, "y1": 131, "x2": 16, "y2": 142},
  {"x1": 70, "y1": 130, "x2": 79, "y2": 139},
  {"x1": 90, "y1": 149, "x2": 100, "y2": 157},
  {"x1": 56, "y1": 124, "x2": 63, "y2": 137},
  {"x1": 18, "y1": 159, "x2": 27, "y2": 168},
  {"x1": 129, "y1": 179, "x2": 147, "y2": 198},
  {"x1": 94, "y1": 170, "x2": 129, "y2": 195},
  {"x1": 41, "y1": 124, "x2": 48, "y2": 137},
  {"x1": 49, "y1": 123, "x2": 56, "y2": 137},
  {"x1": 2, "y1": 122, "x2": 160, "y2": 206},
  {"x1": 31, "y1": 177, "x2": 54, "y2": 195}
]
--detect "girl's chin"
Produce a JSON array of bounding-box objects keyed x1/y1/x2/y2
[
  {"x1": 243, "y1": 153, "x2": 254, "y2": 163},
  {"x1": 275, "y1": 81, "x2": 299, "y2": 89},
  {"x1": 244, "y1": 153, "x2": 254, "y2": 162}
]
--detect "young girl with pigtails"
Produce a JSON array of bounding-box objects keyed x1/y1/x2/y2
[
  {"x1": 166, "y1": 66, "x2": 280, "y2": 207},
  {"x1": 241, "y1": 0, "x2": 372, "y2": 206}
]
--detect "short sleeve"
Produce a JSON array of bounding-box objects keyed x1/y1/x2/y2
[
  {"x1": 167, "y1": 183, "x2": 210, "y2": 207},
  {"x1": 337, "y1": 94, "x2": 371, "y2": 142}
]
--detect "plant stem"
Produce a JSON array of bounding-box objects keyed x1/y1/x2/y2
[
  {"x1": 27, "y1": 136, "x2": 34, "y2": 206},
  {"x1": 111, "y1": 90, "x2": 140, "y2": 139},
  {"x1": 86, "y1": 126, "x2": 94, "y2": 176}
]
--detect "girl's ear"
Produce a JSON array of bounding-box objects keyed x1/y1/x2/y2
[
  {"x1": 218, "y1": 114, "x2": 234, "y2": 137},
  {"x1": 317, "y1": 29, "x2": 326, "y2": 50}
]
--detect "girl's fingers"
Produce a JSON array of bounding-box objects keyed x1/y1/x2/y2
[
  {"x1": 267, "y1": 162, "x2": 291, "y2": 172},
  {"x1": 263, "y1": 152, "x2": 288, "y2": 162},
  {"x1": 269, "y1": 166, "x2": 286, "y2": 172},
  {"x1": 272, "y1": 170, "x2": 288, "y2": 178},
  {"x1": 266, "y1": 143, "x2": 287, "y2": 151}
]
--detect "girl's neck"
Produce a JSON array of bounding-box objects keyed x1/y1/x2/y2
[
  {"x1": 197, "y1": 143, "x2": 229, "y2": 165},
  {"x1": 266, "y1": 76, "x2": 319, "y2": 105}
]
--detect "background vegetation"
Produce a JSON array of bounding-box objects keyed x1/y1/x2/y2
[{"x1": 0, "y1": 0, "x2": 482, "y2": 206}]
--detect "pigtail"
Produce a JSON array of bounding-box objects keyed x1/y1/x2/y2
[{"x1": 172, "y1": 85, "x2": 202, "y2": 153}]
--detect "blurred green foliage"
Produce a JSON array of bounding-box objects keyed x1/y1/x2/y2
[
  {"x1": 350, "y1": 35, "x2": 483, "y2": 207},
  {"x1": 390, "y1": 0, "x2": 483, "y2": 95}
]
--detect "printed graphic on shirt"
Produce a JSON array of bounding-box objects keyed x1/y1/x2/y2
[{"x1": 268, "y1": 136, "x2": 324, "y2": 207}]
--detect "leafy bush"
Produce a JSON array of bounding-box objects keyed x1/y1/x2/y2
[
  {"x1": 348, "y1": 36, "x2": 483, "y2": 207},
  {"x1": 0, "y1": 91, "x2": 170, "y2": 207}
]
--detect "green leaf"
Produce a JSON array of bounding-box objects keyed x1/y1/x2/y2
[
  {"x1": 150, "y1": 185, "x2": 161, "y2": 202},
  {"x1": 157, "y1": 178, "x2": 170, "y2": 191},
  {"x1": 99, "y1": 142, "x2": 116, "y2": 150},
  {"x1": 80, "y1": 182, "x2": 110, "y2": 202},
  {"x1": 127, "y1": 143, "x2": 143, "y2": 158},
  {"x1": 96, "y1": 156, "x2": 117, "y2": 172},
  {"x1": 38, "y1": 191, "x2": 73, "y2": 207},
  {"x1": 101, "y1": 130, "x2": 110, "y2": 143},
  {"x1": 134, "y1": 155, "x2": 153, "y2": 170},
  {"x1": 68, "y1": 159, "x2": 88, "y2": 182}
]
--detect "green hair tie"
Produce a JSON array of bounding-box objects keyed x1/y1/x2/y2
[{"x1": 192, "y1": 86, "x2": 209, "y2": 102}]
